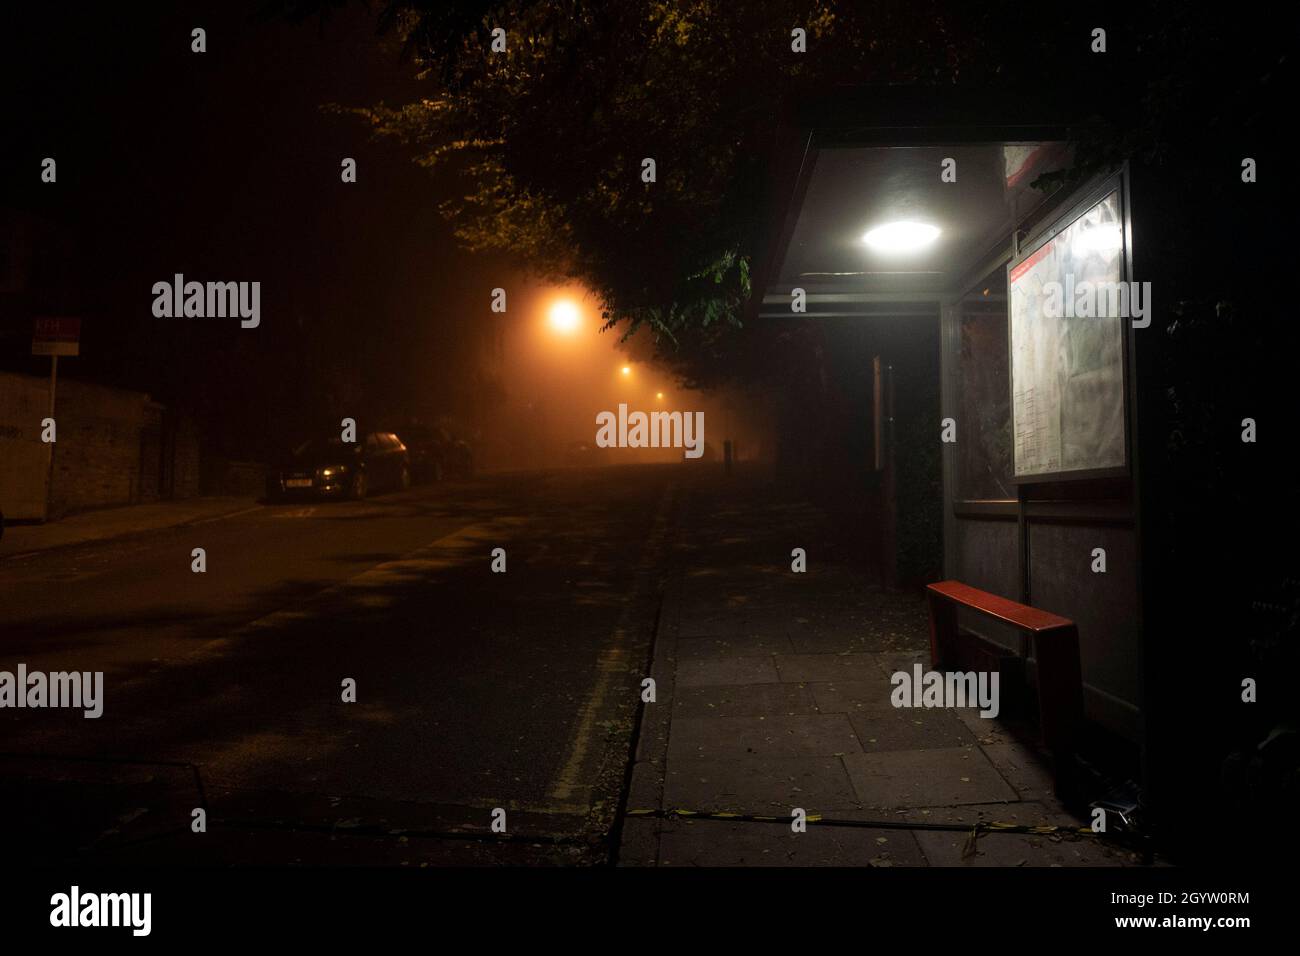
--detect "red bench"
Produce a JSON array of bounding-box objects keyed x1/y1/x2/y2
[{"x1": 925, "y1": 580, "x2": 1084, "y2": 795}]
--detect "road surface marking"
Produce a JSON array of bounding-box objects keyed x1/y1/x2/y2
[
  {"x1": 548, "y1": 646, "x2": 629, "y2": 804},
  {"x1": 164, "y1": 518, "x2": 524, "y2": 665},
  {"x1": 548, "y1": 484, "x2": 675, "y2": 805},
  {"x1": 190, "y1": 505, "x2": 264, "y2": 525},
  {"x1": 271, "y1": 507, "x2": 318, "y2": 519}
]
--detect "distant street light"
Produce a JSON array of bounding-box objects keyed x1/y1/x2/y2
[
  {"x1": 621, "y1": 366, "x2": 631, "y2": 376},
  {"x1": 656, "y1": 392, "x2": 664, "y2": 400}
]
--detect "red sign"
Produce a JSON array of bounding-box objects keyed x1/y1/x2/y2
[{"x1": 32, "y1": 317, "x2": 81, "y2": 356}]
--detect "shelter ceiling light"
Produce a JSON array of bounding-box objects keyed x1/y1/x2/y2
[{"x1": 861, "y1": 221, "x2": 941, "y2": 253}]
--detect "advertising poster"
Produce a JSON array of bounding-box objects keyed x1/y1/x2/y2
[{"x1": 1008, "y1": 190, "x2": 1127, "y2": 479}]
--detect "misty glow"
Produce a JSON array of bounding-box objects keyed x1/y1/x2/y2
[
  {"x1": 596, "y1": 403, "x2": 704, "y2": 459},
  {"x1": 548, "y1": 300, "x2": 581, "y2": 333}
]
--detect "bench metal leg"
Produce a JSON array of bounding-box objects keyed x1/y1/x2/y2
[
  {"x1": 927, "y1": 594, "x2": 955, "y2": 669},
  {"x1": 1034, "y1": 625, "x2": 1084, "y2": 797}
]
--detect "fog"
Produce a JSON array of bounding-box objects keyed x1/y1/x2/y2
[
  {"x1": 468, "y1": 278, "x2": 775, "y2": 472},
  {"x1": 0, "y1": 4, "x2": 775, "y2": 476}
]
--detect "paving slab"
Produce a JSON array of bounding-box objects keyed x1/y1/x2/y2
[
  {"x1": 676, "y1": 656, "x2": 781, "y2": 688},
  {"x1": 668, "y1": 714, "x2": 863, "y2": 759},
  {"x1": 895, "y1": 800, "x2": 1083, "y2": 830},
  {"x1": 656, "y1": 818, "x2": 928, "y2": 867},
  {"x1": 788, "y1": 632, "x2": 913, "y2": 655},
  {"x1": 774, "y1": 653, "x2": 889, "y2": 683},
  {"x1": 877, "y1": 648, "x2": 932, "y2": 672},
  {"x1": 740, "y1": 618, "x2": 796, "y2": 642},
  {"x1": 913, "y1": 828, "x2": 1126, "y2": 867},
  {"x1": 955, "y1": 707, "x2": 1016, "y2": 745},
  {"x1": 676, "y1": 617, "x2": 745, "y2": 639},
  {"x1": 842, "y1": 747, "x2": 1019, "y2": 808},
  {"x1": 675, "y1": 633, "x2": 795, "y2": 659},
  {"x1": 807, "y1": 679, "x2": 899, "y2": 714},
  {"x1": 849, "y1": 708, "x2": 978, "y2": 752},
  {"x1": 663, "y1": 755, "x2": 862, "y2": 813},
  {"x1": 673, "y1": 682, "x2": 817, "y2": 718},
  {"x1": 906, "y1": 804, "x2": 1127, "y2": 868},
  {"x1": 979, "y1": 741, "x2": 1059, "y2": 802}
]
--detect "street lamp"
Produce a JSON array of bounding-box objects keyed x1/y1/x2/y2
[
  {"x1": 621, "y1": 366, "x2": 631, "y2": 376},
  {"x1": 548, "y1": 300, "x2": 581, "y2": 334}
]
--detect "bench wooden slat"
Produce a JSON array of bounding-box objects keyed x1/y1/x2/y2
[{"x1": 927, "y1": 580, "x2": 1073, "y2": 632}]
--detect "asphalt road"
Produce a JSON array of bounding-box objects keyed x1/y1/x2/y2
[{"x1": 0, "y1": 466, "x2": 679, "y2": 864}]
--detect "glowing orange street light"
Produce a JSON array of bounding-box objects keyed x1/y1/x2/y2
[
  {"x1": 621, "y1": 366, "x2": 631, "y2": 376},
  {"x1": 548, "y1": 300, "x2": 581, "y2": 334},
  {"x1": 656, "y1": 392, "x2": 664, "y2": 400}
]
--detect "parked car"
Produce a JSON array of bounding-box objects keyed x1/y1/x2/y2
[
  {"x1": 397, "y1": 423, "x2": 453, "y2": 483},
  {"x1": 447, "y1": 436, "x2": 474, "y2": 478},
  {"x1": 266, "y1": 432, "x2": 410, "y2": 501},
  {"x1": 397, "y1": 423, "x2": 474, "y2": 481},
  {"x1": 564, "y1": 440, "x2": 610, "y2": 467}
]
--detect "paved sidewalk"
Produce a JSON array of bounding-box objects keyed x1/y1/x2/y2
[
  {"x1": 621, "y1": 469, "x2": 1143, "y2": 867},
  {"x1": 0, "y1": 497, "x2": 260, "y2": 559}
]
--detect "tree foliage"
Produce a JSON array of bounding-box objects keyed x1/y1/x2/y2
[
  {"x1": 286, "y1": 1, "x2": 1000, "y2": 344},
  {"x1": 274, "y1": 0, "x2": 1291, "y2": 388}
]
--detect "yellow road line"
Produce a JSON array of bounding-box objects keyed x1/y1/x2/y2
[{"x1": 549, "y1": 485, "x2": 675, "y2": 805}]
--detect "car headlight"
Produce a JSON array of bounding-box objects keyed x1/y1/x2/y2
[{"x1": 320, "y1": 465, "x2": 349, "y2": 478}]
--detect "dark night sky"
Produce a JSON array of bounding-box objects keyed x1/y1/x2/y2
[
  {"x1": 6, "y1": 1, "x2": 1292, "y2": 467},
  {"x1": 3, "y1": 2, "x2": 511, "y2": 454}
]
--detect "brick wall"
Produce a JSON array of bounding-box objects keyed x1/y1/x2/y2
[
  {"x1": 48, "y1": 379, "x2": 150, "y2": 516},
  {"x1": 173, "y1": 416, "x2": 201, "y2": 498},
  {"x1": 0, "y1": 372, "x2": 51, "y2": 520},
  {"x1": 0, "y1": 371, "x2": 201, "y2": 519}
]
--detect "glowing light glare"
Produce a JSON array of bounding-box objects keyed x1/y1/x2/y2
[
  {"x1": 621, "y1": 366, "x2": 631, "y2": 376},
  {"x1": 548, "y1": 300, "x2": 581, "y2": 333},
  {"x1": 656, "y1": 392, "x2": 664, "y2": 400},
  {"x1": 861, "y1": 221, "x2": 941, "y2": 253},
  {"x1": 1072, "y1": 223, "x2": 1123, "y2": 255}
]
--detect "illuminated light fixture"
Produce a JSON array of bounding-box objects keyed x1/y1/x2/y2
[
  {"x1": 621, "y1": 366, "x2": 631, "y2": 376},
  {"x1": 1072, "y1": 223, "x2": 1123, "y2": 255},
  {"x1": 548, "y1": 300, "x2": 581, "y2": 333},
  {"x1": 656, "y1": 392, "x2": 664, "y2": 400},
  {"x1": 861, "y1": 221, "x2": 941, "y2": 253}
]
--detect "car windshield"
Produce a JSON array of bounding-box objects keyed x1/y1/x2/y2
[{"x1": 293, "y1": 437, "x2": 357, "y2": 460}]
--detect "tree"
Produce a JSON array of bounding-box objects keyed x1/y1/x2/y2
[
  {"x1": 278, "y1": 1, "x2": 998, "y2": 346},
  {"x1": 274, "y1": 0, "x2": 1291, "y2": 386}
]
